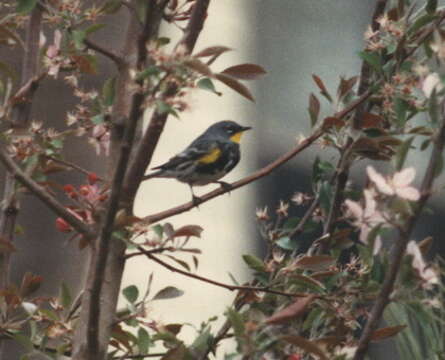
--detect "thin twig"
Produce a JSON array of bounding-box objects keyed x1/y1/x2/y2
[
  {"x1": 352, "y1": 100, "x2": 445, "y2": 360},
  {"x1": 43, "y1": 154, "x2": 106, "y2": 181},
  {"x1": 140, "y1": 247, "x2": 315, "y2": 298},
  {"x1": 142, "y1": 89, "x2": 372, "y2": 225},
  {"x1": 84, "y1": 38, "x2": 125, "y2": 68}
]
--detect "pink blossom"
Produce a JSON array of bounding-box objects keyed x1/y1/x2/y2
[
  {"x1": 406, "y1": 241, "x2": 439, "y2": 288},
  {"x1": 367, "y1": 166, "x2": 420, "y2": 201}
]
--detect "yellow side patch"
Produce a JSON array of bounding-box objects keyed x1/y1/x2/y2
[
  {"x1": 198, "y1": 148, "x2": 222, "y2": 164},
  {"x1": 230, "y1": 131, "x2": 244, "y2": 144}
]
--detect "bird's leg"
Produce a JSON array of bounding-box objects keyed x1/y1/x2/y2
[{"x1": 188, "y1": 184, "x2": 202, "y2": 206}]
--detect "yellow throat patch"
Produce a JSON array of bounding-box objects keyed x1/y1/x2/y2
[
  {"x1": 198, "y1": 148, "x2": 222, "y2": 164},
  {"x1": 230, "y1": 131, "x2": 244, "y2": 144}
]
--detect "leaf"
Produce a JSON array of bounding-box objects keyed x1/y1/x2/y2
[
  {"x1": 197, "y1": 78, "x2": 222, "y2": 96},
  {"x1": 136, "y1": 66, "x2": 161, "y2": 80},
  {"x1": 100, "y1": 0, "x2": 123, "y2": 14},
  {"x1": 165, "y1": 255, "x2": 190, "y2": 271},
  {"x1": 122, "y1": 285, "x2": 139, "y2": 303},
  {"x1": 220, "y1": 63, "x2": 266, "y2": 80},
  {"x1": 16, "y1": 0, "x2": 37, "y2": 14},
  {"x1": 71, "y1": 54, "x2": 97, "y2": 74},
  {"x1": 173, "y1": 224, "x2": 203, "y2": 238},
  {"x1": 276, "y1": 236, "x2": 297, "y2": 251},
  {"x1": 408, "y1": 14, "x2": 436, "y2": 35},
  {"x1": 155, "y1": 100, "x2": 178, "y2": 118},
  {"x1": 308, "y1": 93, "x2": 320, "y2": 126},
  {"x1": 152, "y1": 286, "x2": 184, "y2": 301},
  {"x1": 362, "y1": 112, "x2": 384, "y2": 128},
  {"x1": 266, "y1": 295, "x2": 316, "y2": 324},
  {"x1": 195, "y1": 46, "x2": 232, "y2": 58},
  {"x1": 20, "y1": 272, "x2": 43, "y2": 297},
  {"x1": 290, "y1": 274, "x2": 325, "y2": 293},
  {"x1": 312, "y1": 74, "x2": 332, "y2": 102},
  {"x1": 337, "y1": 75, "x2": 358, "y2": 99},
  {"x1": 226, "y1": 307, "x2": 245, "y2": 339},
  {"x1": 102, "y1": 77, "x2": 116, "y2": 106},
  {"x1": 394, "y1": 97, "x2": 409, "y2": 126},
  {"x1": 242, "y1": 254, "x2": 266, "y2": 272},
  {"x1": 393, "y1": 136, "x2": 414, "y2": 171},
  {"x1": 165, "y1": 323, "x2": 183, "y2": 335},
  {"x1": 71, "y1": 30, "x2": 87, "y2": 50},
  {"x1": 214, "y1": 73, "x2": 255, "y2": 102},
  {"x1": 426, "y1": 0, "x2": 438, "y2": 14},
  {"x1": 161, "y1": 344, "x2": 187, "y2": 360},
  {"x1": 60, "y1": 282, "x2": 72, "y2": 308},
  {"x1": 282, "y1": 335, "x2": 328, "y2": 360},
  {"x1": 137, "y1": 327, "x2": 151, "y2": 354},
  {"x1": 358, "y1": 51, "x2": 382, "y2": 72},
  {"x1": 294, "y1": 255, "x2": 335, "y2": 271},
  {"x1": 371, "y1": 325, "x2": 406, "y2": 341},
  {"x1": 184, "y1": 58, "x2": 213, "y2": 77}
]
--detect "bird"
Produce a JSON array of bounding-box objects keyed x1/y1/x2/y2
[{"x1": 143, "y1": 120, "x2": 251, "y2": 204}]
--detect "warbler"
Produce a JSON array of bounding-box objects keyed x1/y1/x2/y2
[{"x1": 144, "y1": 120, "x2": 251, "y2": 203}]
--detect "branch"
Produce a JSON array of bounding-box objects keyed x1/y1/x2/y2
[
  {"x1": 84, "y1": 38, "x2": 124, "y2": 68},
  {"x1": 138, "y1": 247, "x2": 315, "y2": 298},
  {"x1": 141, "y1": 89, "x2": 371, "y2": 225},
  {"x1": 352, "y1": 101, "x2": 445, "y2": 360},
  {"x1": 122, "y1": 0, "x2": 212, "y2": 207},
  {"x1": 43, "y1": 154, "x2": 106, "y2": 181},
  {"x1": 0, "y1": 146, "x2": 95, "y2": 239}
]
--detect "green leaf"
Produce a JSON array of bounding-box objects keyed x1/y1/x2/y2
[
  {"x1": 71, "y1": 30, "x2": 86, "y2": 50},
  {"x1": 152, "y1": 224, "x2": 163, "y2": 238},
  {"x1": 16, "y1": 0, "x2": 37, "y2": 14},
  {"x1": 318, "y1": 181, "x2": 332, "y2": 213},
  {"x1": 152, "y1": 286, "x2": 184, "y2": 301},
  {"x1": 428, "y1": 88, "x2": 439, "y2": 124},
  {"x1": 102, "y1": 77, "x2": 116, "y2": 106},
  {"x1": 92, "y1": 114, "x2": 105, "y2": 125},
  {"x1": 394, "y1": 97, "x2": 408, "y2": 126},
  {"x1": 393, "y1": 136, "x2": 414, "y2": 171},
  {"x1": 85, "y1": 23, "x2": 106, "y2": 36},
  {"x1": 276, "y1": 236, "x2": 297, "y2": 251},
  {"x1": 197, "y1": 78, "x2": 221, "y2": 96},
  {"x1": 358, "y1": 51, "x2": 382, "y2": 72},
  {"x1": 155, "y1": 100, "x2": 178, "y2": 118},
  {"x1": 60, "y1": 282, "x2": 72, "y2": 308},
  {"x1": 123, "y1": 285, "x2": 139, "y2": 303},
  {"x1": 226, "y1": 308, "x2": 245, "y2": 339},
  {"x1": 137, "y1": 327, "x2": 151, "y2": 354},
  {"x1": 100, "y1": 0, "x2": 122, "y2": 13},
  {"x1": 136, "y1": 65, "x2": 161, "y2": 80},
  {"x1": 426, "y1": 0, "x2": 438, "y2": 14},
  {"x1": 242, "y1": 254, "x2": 266, "y2": 272},
  {"x1": 50, "y1": 138, "x2": 64, "y2": 149},
  {"x1": 408, "y1": 14, "x2": 436, "y2": 35}
]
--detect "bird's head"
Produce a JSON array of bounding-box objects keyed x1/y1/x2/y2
[{"x1": 207, "y1": 120, "x2": 252, "y2": 143}]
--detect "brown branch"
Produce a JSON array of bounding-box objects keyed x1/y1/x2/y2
[
  {"x1": 43, "y1": 154, "x2": 106, "y2": 181},
  {"x1": 122, "y1": 0, "x2": 211, "y2": 207},
  {"x1": 141, "y1": 90, "x2": 372, "y2": 225},
  {"x1": 0, "y1": 146, "x2": 95, "y2": 239},
  {"x1": 352, "y1": 101, "x2": 445, "y2": 360},
  {"x1": 84, "y1": 38, "x2": 124, "y2": 68},
  {"x1": 139, "y1": 247, "x2": 314, "y2": 298}
]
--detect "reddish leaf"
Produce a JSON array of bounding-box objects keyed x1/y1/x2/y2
[
  {"x1": 371, "y1": 325, "x2": 406, "y2": 342},
  {"x1": 362, "y1": 112, "x2": 384, "y2": 128},
  {"x1": 308, "y1": 93, "x2": 320, "y2": 126},
  {"x1": 282, "y1": 335, "x2": 328, "y2": 360},
  {"x1": 173, "y1": 225, "x2": 203, "y2": 238},
  {"x1": 55, "y1": 217, "x2": 73, "y2": 233},
  {"x1": 220, "y1": 63, "x2": 266, "y2": 80},
  {"x1": 165, "y1": 323, "x2": 183, "y2": 335},
  {"x1": 322, "y1": 116, "x2": 345, "y2": 129},
  {"x1": 337, "y1": 76, "x2": 358, "y2": 99},
  {"x1": 295, "y1": 255, "x2": 335, "y2": 271},
  {"x1": 71, "y1": 55, "x2": 97, "y2": 74},
  {"x1": 194, "y1": 45, "x2": 232, "y2": 58},
  {"x1": 266, "y1": 295, "x2": 316, "y2": 324},
  {"x1": 214, "y1": 73, "x2": 255, "y2": 102},
  {"x1": 183, "y1": 58, "x2": 213, "y2": 77},
  {"x1": 20, "y1": 272, "x2": 43, "y2": 297},
  {"x1": 161, "y1": 344, "x2": 187, "y2": 360},
  {"x1": 312, "y1": 74, "x2": 332, "y2": 102}
]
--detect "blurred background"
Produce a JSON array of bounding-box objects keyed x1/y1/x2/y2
[{"x1": 5, "y1": 0, "x2": 445, "y2": 358}]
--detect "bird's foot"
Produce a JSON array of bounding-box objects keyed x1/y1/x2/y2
[
  {"x1": 217, "y1": 181, "x2": 232, "y2": 192},
  {"x1": 192, "y1": 195, "x2": 203, "y2": 206}
]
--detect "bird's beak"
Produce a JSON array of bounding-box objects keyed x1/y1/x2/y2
[{"x1": 241, "y1": 126, "x2": 252, "y2": 132}]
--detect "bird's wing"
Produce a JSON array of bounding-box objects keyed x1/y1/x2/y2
[{"x1": 152, "y1": 138, "x2": 221, "y2": 171}]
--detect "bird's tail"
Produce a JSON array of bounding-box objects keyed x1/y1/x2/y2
[{"x1": 142, "y1": 169, "x2": 163, "y2": 181}]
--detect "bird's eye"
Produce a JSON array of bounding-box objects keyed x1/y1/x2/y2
[{"x1": 226, "y1": 128, "x2": 235, "y2": 134}]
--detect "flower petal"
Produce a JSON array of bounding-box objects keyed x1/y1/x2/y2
[
  {"x1": 396, "y1": 186, "x2": 420, "y2": 201},
  {"x1": 393, "y1": 167, "x2": 416, "y2": 187},
  {"x1": 345, "y1": 200, "x2": 363, "y2": 219},
  {"x1": 367, "y1": 166, "x2": 394, "y2": 195}
]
